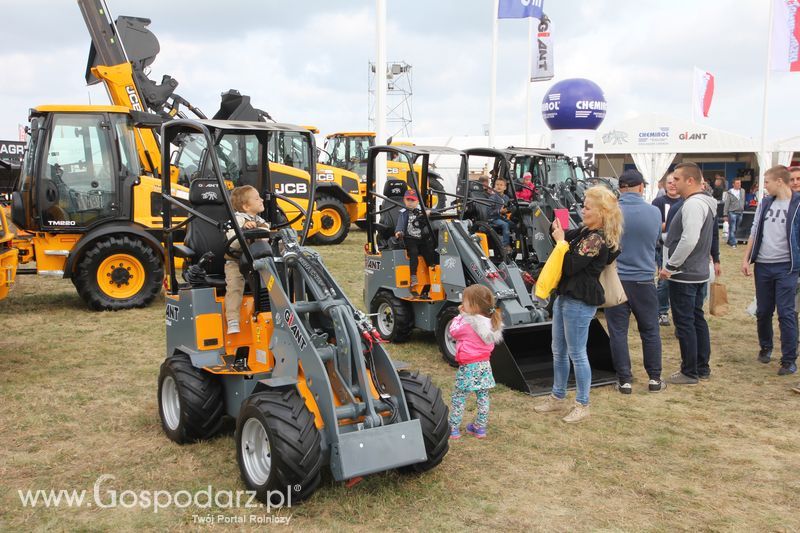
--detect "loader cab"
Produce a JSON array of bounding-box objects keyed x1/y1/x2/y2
[
  {"x1": 161, "y1": 119, "x2": 317, "y2": 293},
  {"x1": 12, "y1": 106, "x2": 140, "y2": 233},
  {"x1": 324, "y1": 132, "x2": 374, "y2": 181}
]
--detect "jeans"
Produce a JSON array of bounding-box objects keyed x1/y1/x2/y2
[
  {"x1": 727, "y1": 211, "x2": 742, "y2": 246},
  {"x1": 655, "y1": 246, "x2": 670, "y2": 314},
  {"x1": 605, "y1": 280, "x2": 663, "y2": 382},
  {"x1": 489, "y1": 218, "x2": 512, "y2": 246},
  {"x1": 669, "y1": 282, "x2": 711, "y2": 379},
  {"x1": 551, "y1": 295, "x2": 597, "y2": 405},
  {"x1": 754, "y1": 262, "x2": 799, "y2": 364}
]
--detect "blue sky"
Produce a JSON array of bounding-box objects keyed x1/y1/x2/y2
[{"x1": 0, "y1": 0, "x2": 797, "y2": 142}]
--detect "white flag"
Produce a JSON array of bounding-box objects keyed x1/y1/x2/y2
[
  {"x1": 692, "y1": 67, "x2": 715, "y2": 118},
  {"x1": 770, "y1": 0, "x2": 800, "y2": 72}
]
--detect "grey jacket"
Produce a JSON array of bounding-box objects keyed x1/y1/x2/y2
[
  {"x1": 664, "y1": 193, "x2": 718, "y2": 283},
  {"x1": 723, "y1": 188, "x2": 746, "y2": 215}
]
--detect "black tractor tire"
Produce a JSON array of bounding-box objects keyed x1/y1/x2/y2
[
  {"x1": 158, "y1": 353, "x2": 225, "y2": 444},
  {"x1": 74, "y1": 235, "x2": 163, "y2": 311},
  {"x1": 310, "y1": 195, "x2": 350, "y2": 245},
  {"x1": 435, "y1": 305, "x2": 461, "y2": 367},
  {"x1": 235, "y1": 388, "x2": 323, "y2": 505},
  {"x1": 397, "y1": 370, "x2": 450, "y2": 474},
  {"x1": 370, "y1": 291, "x2": 414, "y2": 343}
]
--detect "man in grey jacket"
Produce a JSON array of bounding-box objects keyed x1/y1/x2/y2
[
  {"x1": 723, "y1": 178, "x2": 746, "y2": 247},
  {"x1": 660, "y1": 162, "x2": 719, "y2": 384}
]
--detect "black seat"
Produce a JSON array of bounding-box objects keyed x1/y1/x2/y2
[
  {"x1": 376, "y1": 179, "x2": 408, "y2": 248},
  {"x1": 183, "y1": 179, "x2": 229, "y2": 286},
  {"x1": 465, "y1": 180, "x2": 492, "y2": 222}
]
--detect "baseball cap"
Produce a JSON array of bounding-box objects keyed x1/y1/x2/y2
[
  {"x1": 618, "y1": 169, "x2": 647, "y2": 188},
  {"x1": 404, "y1": 189, "x2": 419, "y2": 200}
]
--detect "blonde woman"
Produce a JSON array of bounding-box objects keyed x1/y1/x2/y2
[{"x1": 535, "y1": 186, "x2": 622, "y2": 423}]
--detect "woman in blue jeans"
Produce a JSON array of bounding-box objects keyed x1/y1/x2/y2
[{"x1": 535, "y1": 187, "x2": 622, "y2": 423}]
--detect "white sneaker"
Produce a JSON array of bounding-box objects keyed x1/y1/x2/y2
[
  {"x1": 227, "y1": 320, "x2": 240, "y2": 334},
  {"x1": 533, "y1": 394, "x2": 568, "y2": 413},
  {"x1": 562, "y1": 402, "x2": 590, "y2": 424}
]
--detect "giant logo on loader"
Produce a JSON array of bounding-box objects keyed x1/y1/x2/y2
[{"x1": 283, "y1": 309, "x2": 307, "y2": 350}]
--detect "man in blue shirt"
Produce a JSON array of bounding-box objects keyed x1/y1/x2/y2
[{"x1": 605, "y1": 169, "x2": 666, "y2": 393}]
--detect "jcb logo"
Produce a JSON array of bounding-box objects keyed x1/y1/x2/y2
[
  {"x1": 126, "y1": 86, "x2": 143, "y2": 112},
  {"x1": 274, "y1": 183, "x2": 308, "y2": 195},
  {"x1": 318, "y1": 172, "x2": 335, "y2": 182},
  {"x1": 387, "y1": 167, "x2": 400, "y2": 174}
]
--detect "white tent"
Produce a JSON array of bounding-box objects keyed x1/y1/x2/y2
[{"x1": 595, "y1": 114, "x2": 760, "y2": 199}]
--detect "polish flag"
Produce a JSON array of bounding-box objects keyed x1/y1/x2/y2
[
  {"x1": 771, "y1": 0, "x2": 800, "y2": 72},
  {"x1": 693, "y1": 67, "x2": 715, "y2": 118}
]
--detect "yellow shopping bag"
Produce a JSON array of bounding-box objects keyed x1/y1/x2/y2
[{"x1": 534, "y1": 240, "x2": 569, "y2": 300}]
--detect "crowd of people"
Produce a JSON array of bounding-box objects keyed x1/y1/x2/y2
[{"x1": 528, "y1": 163, "x2": 800, "y2": 425}]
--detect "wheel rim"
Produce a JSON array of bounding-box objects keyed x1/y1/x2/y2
[
  {"x1": 96, "y1": 253, "x2": 146, "y2": 299},
  {"x1": 318, "y1": 208, "x2": 342, "y2": 238},
  {"x1": 161, "y1": 375, "x2": 181, "y2": 431},
  {"x1": 376, "y1": 302, "x2": 395, "y2": 337},
  {"x1": 444, "y1": 317, "x2": 457, "y2": 358},
  {"x1": 241, "y1": 418, "x2": 272, "y2": 485}
]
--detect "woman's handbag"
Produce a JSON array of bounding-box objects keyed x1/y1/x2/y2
[
  {"x1": 534, "y1": 241, "x2": 569, "y2": 300},
  {"x1": 598, "y1": 260, "x2": 628, "y2": 308}
]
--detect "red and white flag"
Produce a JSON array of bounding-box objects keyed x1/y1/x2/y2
[
  {"x1": 693, "y1": 67, "x2": 715, "y2": 118},
  {"x1": 771, "y1": 0, "x2": 800, "y2": 72}
]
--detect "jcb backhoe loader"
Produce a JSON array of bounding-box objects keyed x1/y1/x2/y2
[
  {"x1": 7, "y1": 0, "x2": 319, "y2": 309},
  {"x1": 363, "y1": 145, "x2": 615, "y2": 396}
]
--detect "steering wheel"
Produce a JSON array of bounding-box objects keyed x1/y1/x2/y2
[
  {"x1": 271, "y1": 192, "x2": 309, "y2": 229},
  {"x1": 224, "y1": 228, "x2": 271, "y2": 259}
]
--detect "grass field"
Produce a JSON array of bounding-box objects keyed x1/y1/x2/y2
[{"x1": 1, "y1": 231, "x2": 799, "y2": 531}]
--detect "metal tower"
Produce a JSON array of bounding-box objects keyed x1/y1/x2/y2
[{"x1": 368, "y1": 61, "x2": 413, "y2": 138}]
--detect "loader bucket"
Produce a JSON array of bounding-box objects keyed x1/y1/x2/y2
[{"x1": 490, "y1": 319, "x2": 616, "y2": 396}]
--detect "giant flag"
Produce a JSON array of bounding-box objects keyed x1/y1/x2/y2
[
  {"x1": 693, "y1": 67, "x2": 715, "y2": 118},
  {"x1": 771, "y1": 0, "x2": 800, "y2": 72}
]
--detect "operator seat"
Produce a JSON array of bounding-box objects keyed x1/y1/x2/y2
[
  {"x1": 465, "y1": 180, "x2": 492, "y2": 222},
  {"x1": 375, "y1": 179, "x2": 408, "y2": 249},
  {"x1": 181, "y1": 178, "x2": 229, "y2": 287}
]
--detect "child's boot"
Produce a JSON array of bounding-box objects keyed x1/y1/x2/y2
[{"x1": 466, "y1": 423, "x2": 487, "y2": 438}]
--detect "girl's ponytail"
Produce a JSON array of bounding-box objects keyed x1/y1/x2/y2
[{"x1": 490, "y1": 306, "x2": 502, "y2": 332}]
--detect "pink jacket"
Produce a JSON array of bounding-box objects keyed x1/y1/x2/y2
[
  {"x1": 515, "y1": 184, "x2": 534, "y2": 202},
  {"x1": 448, "y1": 313, "x2": 504, "y2": 365}
]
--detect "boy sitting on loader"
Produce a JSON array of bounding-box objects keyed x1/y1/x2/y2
[
  {"x1": 225, "y1": 185, "x2": 270, "y2": 334},
  {"x1": 394, "y1": 189, "x2": 436, "y2": 297}
]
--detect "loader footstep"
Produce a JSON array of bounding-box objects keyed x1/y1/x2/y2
[{"x1": 344, "y1": 476, "x2": 365, "y2": 488}]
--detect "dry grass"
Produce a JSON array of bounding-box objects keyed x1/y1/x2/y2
[{"x1": 1, "y1": 233, "x2": 799, "y2": 532}]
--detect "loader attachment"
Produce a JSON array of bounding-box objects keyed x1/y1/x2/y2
[{"x1": 490, "y1": 319, "x2": 616, "y2": 396}]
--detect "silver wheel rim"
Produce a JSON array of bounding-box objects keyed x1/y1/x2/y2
[
  {"x1": 161, "y1": 375, "x2": 181, "y2": 431},
  {"x1": 377, "y1": 302, "x2": 395, "y2": 337},
  {"x1": 444, "y1": 317, "x2": 457, "y2": 359},
  {"x1": 241, "y1": 418, "x2": 272, "y2": 486}
]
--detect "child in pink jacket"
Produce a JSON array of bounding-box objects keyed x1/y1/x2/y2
[
  {"x1": 448, "y1": 285, "x2": 504, "y2": 439},
  {"x1": 515, "y1": 172, "x2": 535, "y2": 202}
]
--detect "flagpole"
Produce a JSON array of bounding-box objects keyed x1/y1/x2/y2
[
  {"x1": 690, "y1": 67, "x2": 696, "y2": 125},
  {"x1": 525, "y1": 16, "x2": 533, "y2": 146},
  {"x1": 489, "y1": 0, "x2": 499, "y2": 148},
  {"x1": 758, "y1": 0, "x2": 775, "y2": 200},
  {"x1": 375, "y1": 0, "x2": 387, "y2": 198}
]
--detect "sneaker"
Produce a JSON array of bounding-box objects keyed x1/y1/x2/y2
[
  {"x1": 615, "y1": 382, "x2": 632, "y2": 395},
  {"x1": 778, "y1": 362, "x2": 798, "y2": 375},
  {"x1": 758, "y1": 348, "x2": 772, "y2": 364},
  {"x1": 731, "y1": 244, "x2": 737, "y2": 249},
  {"x1": 658, "y1": 314, "x2": 671, "y2": 327},
  {"x1": 666, "y1": 371, "x2": 698, "y2": 385},
  {"x1": 449, "y1": 426, "x2": 461, "y2": 440},
  {"x1": 648, "y1": 379, "x2": 667, "y2": 392},
  {"x1": 562, "y1": 402, "x2": 590, "y2": 424},
  {"x1": 227, "y1": 320, "x2": 240, "y2": 334},
  {"x1": 534, "y1": 394, "x2": 568, "y2": 413},
  {"x1": 698, "y1": 372, "x2": 711, "y2": 381},
  {"x1": 410, "y1": 275, "x2": 418, "y2": 286},
  {"x1": 466, "y1": 423, "x2": 487, "y2": 438}
]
